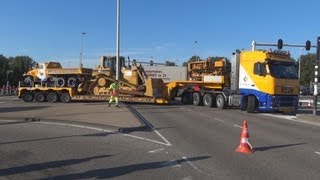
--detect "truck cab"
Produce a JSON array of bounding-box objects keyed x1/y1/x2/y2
[{"x1": 232, "y1": 49, "x2": 299, "y2": 112}]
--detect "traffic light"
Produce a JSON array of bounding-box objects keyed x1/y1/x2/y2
[
  {"x1": 277, "y1": 39, "x2": 283, "y2": 49},
  {"x1": 305, "y1": 40, "x2": 311, "y2": 51},
  {"x1": 150, "y1": 60, "x2": 153, "y2": 66}
]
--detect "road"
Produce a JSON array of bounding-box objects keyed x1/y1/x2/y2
[{"x1": 0, "y1": 96, "x2": 320, "y2": 179}]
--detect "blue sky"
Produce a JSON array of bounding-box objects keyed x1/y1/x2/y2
[{"x1": 1, "y1": 0, "x2": 319, "y2": 67}]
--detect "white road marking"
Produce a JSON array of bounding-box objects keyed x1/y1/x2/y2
[
  {"x1": 213, "y1": 117, "x2": 224, "y2": 122},
  {"x1": 315, "y1": 152, "x2": 320, "y2": 155},
  {"x1": 233, "y1": 124, "x2": 242, "y2": 129},
  {"x1": 36, "y1": 121, "x2": 172, "y2": 146},
  {"x1": 262, "y1": 114, "x2": 320, "y2": 127},
  {"x1": 148, "y1": 148, "x2": 165, "y2": 153},
  {"x1": 182, "y1": 156, "x2": 203, "y2": 173}
]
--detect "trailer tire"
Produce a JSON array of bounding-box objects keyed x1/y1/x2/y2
[
  {"x1": 192, "y1": 92, "x2": 203, "y2": 106},
  {"x1": 247, "y1": 96, "x2": 256, "y2": 113},
  {"x1": 216, "y1": 94, "x2": 226, "y2": 109},
  {"x1": 47, "y1": 92, "x2": 58, "y2": 103},
  {"x1": 60, "y1": 92, "x2": 71, "y2": 103},
  {"x1": 203, "y1": 93, "x2": 214, "y2": 107},
  {"x1": 34, "y1": 92, "x2": 45, "y2": 102},
  {"x1": 22, "y1": 92, "x2": 34, "y2": 102}
]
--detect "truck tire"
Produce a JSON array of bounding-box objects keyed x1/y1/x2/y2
[
  {"x1": 240, "y1": 97, "x2": 247, "y2": 111},
  {"x1": 192, "y1": 92, "x2": 203, "y2": 106},
  {"x1": 181, "y1": 92, "x2": 192, "y2": 104},
  {"x1": 47, "y1": 92, "x2": 58, "y2": 103},
  {"x1": 247, "y1": 96, "x2": 256, "y2": 113},
  {"x1": 60, "y1": 92, "x2": 71, "y2": 103},
  {"x1": 22, "y1": 92, "x2": 34, "y2": 102},
  {"x1": 56, "y1": 77, "x2": 65, "y2": 87},
  {"x1": 23, "y1": 77, "x2": 33, "y2": 87},
  {"x1": 216, "y1": 94, "x2": 226, "y2": 109},
  {"x1": 67, "y1": 77, "x2": 77, "y2": 87},
  {"x1": 203, "y1": 93, "x2": 214, "y2": 107},
  {"x1": 34, "y1": 92, "x2": 45, "y2": 102}
]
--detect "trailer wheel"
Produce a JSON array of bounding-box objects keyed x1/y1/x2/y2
[
  {"x1": 34, "y1": 92, "x2": 45, "y2": 102},
  {"x1": 192, "y1": 92, "x2": 203, "y2": 106},
  {"x1": 216, "y1": 94, "x2": 226, "y2": 109},
  {"x1": 247, "y1": 96, "x2": 256, "y2": 113},
  {"x1": 47, "y1": 92, "x2": 58, "y2": 103},
  {"x1": 203, "y1": 93, "x2": 214, "y2": 107},
  {"x1": 22, "y1": 92, "x2": 34, "y2": 102},
  {"x1": 60, "y1": 92, "x2": 71, "y2": 103}
]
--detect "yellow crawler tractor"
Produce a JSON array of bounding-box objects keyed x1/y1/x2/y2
[{"x1": 87, "y1": 56, "x2": 165, "y2": 98}]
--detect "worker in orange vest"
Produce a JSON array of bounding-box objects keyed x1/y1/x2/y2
[{"x1": 108, "y1": 80, "x2": 120, "y2": 107}]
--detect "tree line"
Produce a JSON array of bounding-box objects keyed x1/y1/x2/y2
[{"x1": 0, "y1": 55, "x2": 36, "y2": 86}]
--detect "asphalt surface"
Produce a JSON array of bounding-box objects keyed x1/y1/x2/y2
[{"x1": 1, "y1": 95, "x2": 320, "y2": 179}]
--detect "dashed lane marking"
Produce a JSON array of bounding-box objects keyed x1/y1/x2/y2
[
  {"x1": 233, "y1": 124, "x2": 242, "y2": 129},
  {"x1": 315, "y1": 152, "x2": 320, "y2": 155},
  {"x1": 148, "y1": 148, "x2": 165, "y2": 153}
]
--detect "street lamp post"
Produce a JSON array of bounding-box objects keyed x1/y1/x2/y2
[
  {"x1": 298, "y1": 47, "x2": 304, "y2": 79},
  {"x1": 116, "y1": 0, "x2": 120, "y2": 81},
  {"x1": 80, "y1": 32, "x2": 86, "y2": 68}
]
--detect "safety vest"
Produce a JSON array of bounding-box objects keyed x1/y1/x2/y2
[{"x1": 109, "y1": 83, "x2": 119, "y2": 96}]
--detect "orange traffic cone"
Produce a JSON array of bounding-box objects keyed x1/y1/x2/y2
[{"x1": 235, "y1": 120, "x2": 254, "y2": 154}]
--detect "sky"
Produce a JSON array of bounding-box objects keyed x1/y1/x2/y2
[{"x1": 1, "y1": 0, "x2": 320, "y2": 68}]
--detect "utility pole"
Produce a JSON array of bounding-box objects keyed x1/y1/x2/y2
[
  {"x1": 116, "y1": 0, "x2": 120, "y2": 81},
  {"x1": 313, "y1": 36, "x2": 320, "y2": 115},
  {"x1": 80, "y1": 32, "x2": 86, "y2": 68}
]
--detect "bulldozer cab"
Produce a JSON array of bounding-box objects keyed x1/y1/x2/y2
[{"x1": 94, "y1": 56, "x2": 126, "y2": 76}]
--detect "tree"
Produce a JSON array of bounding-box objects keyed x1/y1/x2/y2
[
  {"x1": 0, "y1": 55, "x2": 9, "y2": 86},
  {"x1": 182, "y1": 55, "x2": 201, "y2": 66},
  {"x1": 0, "y1": 55, "x2": 36, "y2": 86},
  {"x1": 299, "y1": 53, "x2": 317, "y2": 87},
  {"x1": 165, "y1": 60, "x2": 176, "y2": 66}
]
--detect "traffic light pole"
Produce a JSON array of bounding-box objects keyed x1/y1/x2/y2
[{"x1": 313, "y1": 37, "x2": 320, "y2": 115}]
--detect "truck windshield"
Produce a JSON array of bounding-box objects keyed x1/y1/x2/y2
[{"x1": 268, "y1": 61, "x2": 298, "y2": 79}]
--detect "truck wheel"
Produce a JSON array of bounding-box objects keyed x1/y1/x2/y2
[
  {"x1": 181, "y1": 92, "x2": 191, "y2": 104},
  {"x1": 67, "y1": 77, "x2": 77, "y2": 87},
  {"x1": 60, "y1": 92, "x2": 71, "y2": 103},
  {"x1": 240, "y1": 97, "x2": 247, "y2": 111},
  {"x1": 203, "y1": 93, "x2": 214, "y2": 107},
  {"x1": 47, "y1": 92, "x2": 58, "y2": 103},
  {"x1": 34, "y1": 92, "x2": 45, "y2": 102},
  {"x1": 192, "y1": 92, "x2": 203, "y2": 106},
  {"x1": 216, "y1": 94, "x2": 226, "y2": 109},
  {"x1": 56, "y1": 77, "x2": 65, "y2": 87},
  {"x1": 247, "y1": 96, "x2": 256, "y2": 113},
  {"x1": 22, "y1": 92, "x2": 34, "y2": 102},
  {"x1": 23, "y1": 77, "x2": 33, "y2": 87}
]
